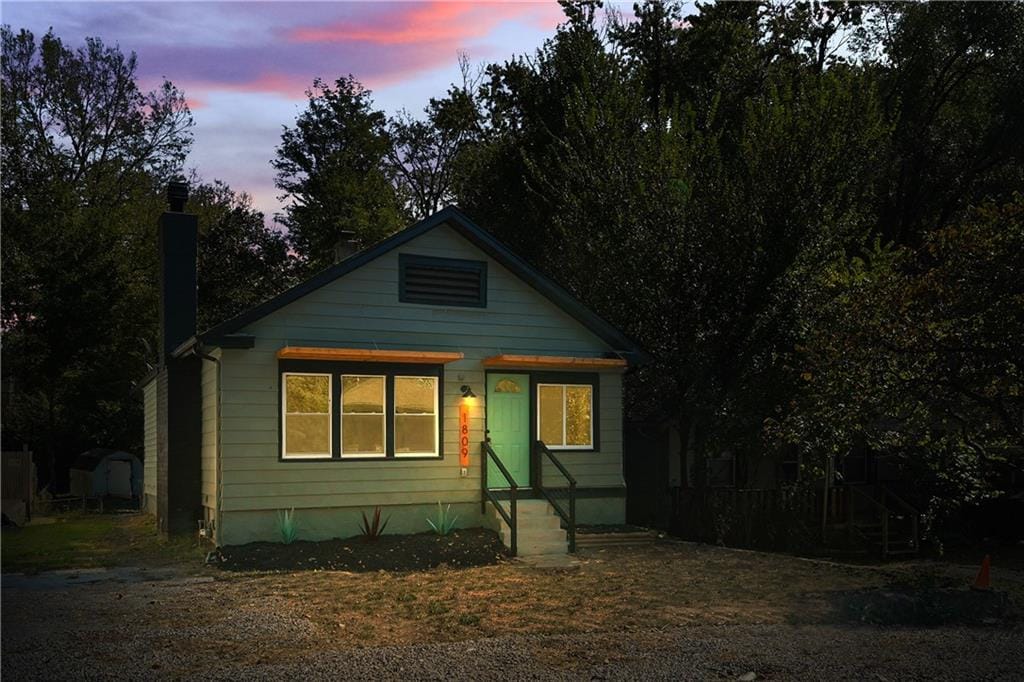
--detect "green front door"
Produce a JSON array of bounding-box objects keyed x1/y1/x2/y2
[{"x1": 486, "y1": 373, "x2": 530, "y2": 487}]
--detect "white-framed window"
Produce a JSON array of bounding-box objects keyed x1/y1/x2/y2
[
  {"x1": 394, "y1": 376, "x2": 438, "y2": 457},
  {"x1": 282, "y1": 372, "x2": 332, "y2": 459},
  {"x1": 537, "y1": 383, "x2": 594, "y2": 449},
  {"x1": 340, "y1": 375, "x2": 386, "y2": 457}
]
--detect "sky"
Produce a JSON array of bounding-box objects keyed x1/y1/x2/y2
[{"x1": 2, "y1": 1, "x2": 619, "y2": 224}]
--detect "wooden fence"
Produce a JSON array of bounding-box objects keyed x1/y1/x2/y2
[
  {"x1": 672, "y1": 486, "x2": 834, "y2": 550},
  {"x1": 1, "y1": 447, "x2": 36, "y2": 523}
]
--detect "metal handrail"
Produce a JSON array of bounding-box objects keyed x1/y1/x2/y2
[
  {"x1": 535, "y1": 440, "x2": 577, "y2": 553},
  {"x1": 481, "y1": 441, "x2": 518, "y2": 556}
]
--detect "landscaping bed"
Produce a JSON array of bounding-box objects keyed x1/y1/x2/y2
[{"x1": 217, "y1": 527, "x2": 508, "y2": 572}]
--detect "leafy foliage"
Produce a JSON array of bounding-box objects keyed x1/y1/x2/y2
[
  {"x1": 426, "y1": 502, "x2": 459, "y2": 536},
  {"x1": 445, "y1": 1, "x2": 1023, "y2": 527},
  {"x1": 192, "y1": 182, "x2": 298, "y2": 331},
  {"x1": 1, "y1": 27, "x2": 192, "y2": 486},
  {"x1": 273, "y1": 76, "x2": 407, "y2": 274},
  {"x1": 1, "y1": 27, "x2": 295, "y2": 489},
  {"x1": 4, "y1": 1, "x2": 1023, "y2": 536},
  {"x1": 777, "y1": 199, "x2": 1024, "y2": 533}
]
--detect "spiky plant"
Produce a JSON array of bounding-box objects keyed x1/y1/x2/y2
[
  {"x1": 427, "y1": 501, "x2": 459, "y2": 536},
  {"x1": 359, "y1": 506, "x2": 390, "y2": 541},
  {"x1": 277, "y1": 508, "x2": 298, "y2": 545}
]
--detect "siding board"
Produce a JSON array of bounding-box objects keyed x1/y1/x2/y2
[
  {"x1": 143, "y1": 380, "x2": 157, "y2": 514},
  {"x1": 216, "y1": 224, "x2": 625, "y2": 533}
]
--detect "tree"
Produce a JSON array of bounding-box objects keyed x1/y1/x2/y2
[
  {"x1": 273, "y1": 76, "x2": 407, "y2": 273},
  {"x1": 869, "y1": 2, "x2": 1024, "y2": 244},
  {"x1": 781, "y1": 199, "x2": 1024, "y2": 537},
  {"x1": 1, "y1": 27, "x2": 193, "y2": 486},
  {"x1": 387, "y1": 56, "x2": 483, "y2": 219},
  {"x1": 1, "y1": 28, "x2": 296, "y2": 491},
  {"x1": 193, "y1": 182, "x2": 298, "y2": 331}
]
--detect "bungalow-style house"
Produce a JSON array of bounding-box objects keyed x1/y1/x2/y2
[{"x1": 142, "y1": 182, "x2": 643, "y2": 554}]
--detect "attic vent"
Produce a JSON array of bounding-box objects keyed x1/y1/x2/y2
[{"x1": 399, "y1": 254, "x2": 487, "y2": 308}]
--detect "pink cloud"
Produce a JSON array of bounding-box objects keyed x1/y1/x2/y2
[{"x1": 289, "y1": 1, "x2": 563, "y2": 46}]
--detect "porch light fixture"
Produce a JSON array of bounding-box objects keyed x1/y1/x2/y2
[{"x1": 460, "y1": 385, "x2": 476, "y2": 399}]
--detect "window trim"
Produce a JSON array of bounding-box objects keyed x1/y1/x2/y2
[
  {"x1": 281, "y1": 372, "x2": 333, "y2": 460},
  {"x1": 340, "y1": 374, "x2": 387, "y2": 458},
  {"x1": 530, "y1": 372, "x2": 600, "y2": 452},
  {"x1": 398, "y1": 253, "x2": 488, "y2": 308},
  {"x1": 393, "y1": 375, "x2": 440, "y2": 458},
  {"x1": 278, "y1": 360, "x2": 444, "y2": 462},
  {"x1": 537, "y1": 382, "x2": 594, "y2": 450}
]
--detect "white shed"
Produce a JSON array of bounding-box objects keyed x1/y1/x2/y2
[{"x1": 69, "y1": 449, "x2": 143, "y2": 501}]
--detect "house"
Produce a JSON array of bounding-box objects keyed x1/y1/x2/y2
[{"x1": 141, "y1": 182, "x2": 644, "y2": 553}]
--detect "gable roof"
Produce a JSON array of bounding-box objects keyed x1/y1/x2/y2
[
  {"x1": 72, "y1": 448, "x2": 138, "y2": 471},
  {"x1": 192, "y1": 206, "x2": 646, "y2": 362}
]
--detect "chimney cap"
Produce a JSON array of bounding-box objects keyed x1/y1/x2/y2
[{"x1": 167, "y1": 179, "x2": 189, "y2": 212}]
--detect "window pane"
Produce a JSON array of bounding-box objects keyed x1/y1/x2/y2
[
  {"x1": 342, "y1": 415, "x2": 385, "y2": 454},
  {"x1": 566, "y1": 386, "x2": 593, "y2": 446},
  {"x1": 286, "y1": 375, "x2": 330, "y2": 413},
  {"x1": 538, "y1": 385, "x2": 564, "y2": 446},
  {"x1": 285, "y1": 414, "x2": 330, "y2": 454},
  {"x1": 395, "y1": 415, "x2": 436, "y2": 454},
  {"x1": 395, "y1": 377, "x2": 435, "y2": 414},
  {"x1": 342, "y1": 376, "x2": 384, "y2": 413}
]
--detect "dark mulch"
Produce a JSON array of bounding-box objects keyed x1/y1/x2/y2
[{"x1": 216, "y1": 527, "x2": 508, "y2": 573}]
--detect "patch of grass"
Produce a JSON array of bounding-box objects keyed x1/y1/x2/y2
[
  {"x1": 1, "y1": 512, "x2": 204, "y2": 574},
  {"x1": 457, "y1": 613, "x2": 481, "y2": 626},
  {"x1": 426, "y1": 599, "x2": 451, "y2": 616}
]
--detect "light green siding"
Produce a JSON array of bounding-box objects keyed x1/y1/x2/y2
[
  {"x1": 201, "y1": 352, "x2": 219, "y2": 525},
  {"x1": 142, "y1": 379, "x2": 157, "y2": 515},
  {"x1": 216, "y1": 224, "x2": 626, "y2": 545}
]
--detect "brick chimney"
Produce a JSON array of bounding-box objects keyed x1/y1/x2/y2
[{"x1": 155, "y1": 180, "x2": 202, "y2": 535}]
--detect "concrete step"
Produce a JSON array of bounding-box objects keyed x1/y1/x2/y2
[
  {"x1": 501, "y1": 513, "x2": 563, "y2": 531},
  {"x1": 485, "y1": 497, "x2": 554, "y2": 513},
  {"x1": 500, "y1": 527, "x2": 567, "y2": 546},
  {"x1": 484, "y1": 498, "x2": 570, "y2": 556},
  {"x1": 516, "y1": 538, "x2": 569, "y2": 556},
  {"x1": 485, "y1": 509, "x2": 562, "y2": 532}
]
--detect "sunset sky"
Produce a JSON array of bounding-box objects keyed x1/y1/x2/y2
[{"x1": 3, "y1": 1, "x2": 625, "y2": 223}]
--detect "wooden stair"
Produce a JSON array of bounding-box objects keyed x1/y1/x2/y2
[
  {"x1": 575, "y1": 531, "x2": 657, "y2": 549},
  {"x1": 829, "y1": 484, "x2": 921, "y2": 559}
]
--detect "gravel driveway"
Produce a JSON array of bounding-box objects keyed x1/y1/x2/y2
[{"x1": 3, "y1": 566, "x2": 1022, "y2": 681}]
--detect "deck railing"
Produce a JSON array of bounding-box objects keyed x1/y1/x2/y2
[
  {"x1": 481, "y1": 440, "x2": 518, "y2": 556},
  {"x1": 534, "y1": 440, "x2": 577, "y2": 553}
]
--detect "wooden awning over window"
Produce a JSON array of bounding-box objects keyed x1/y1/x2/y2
[
  {"x1": 482, "y1": 354, "x2": 627, "y2": 370},
  {"x1": 277, "y1": 347, "x2": 464, "y2": 363}
]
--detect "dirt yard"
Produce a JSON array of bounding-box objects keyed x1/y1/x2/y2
[{"x1": 3, "y1": 514, "x2": 1023, "y2": 679}]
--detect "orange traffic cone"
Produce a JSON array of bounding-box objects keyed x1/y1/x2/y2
[{"x1": 972, "y1": 554, "x2": 991, "y2": 591}]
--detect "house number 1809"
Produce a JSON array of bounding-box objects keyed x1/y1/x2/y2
[{"x1": 458, "y1": 403, "x2": 470, "y2": 468}]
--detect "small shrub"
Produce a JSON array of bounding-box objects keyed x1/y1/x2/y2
[
  {"x1": 427, "y1": 501, "x2": 459, "y2": 536},
  {"x1": 359, "y1": 506, "x2": 390, "y2": 541},
  {"x1": 277, "y1": 508, "x2": 298, "y2": 545}
]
